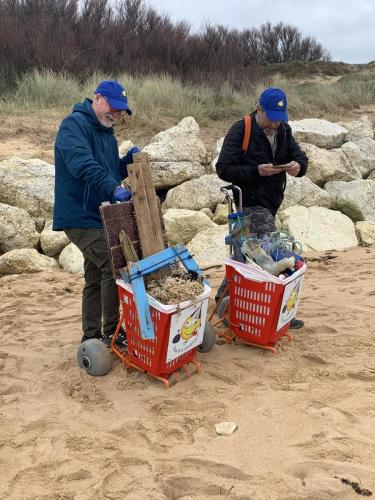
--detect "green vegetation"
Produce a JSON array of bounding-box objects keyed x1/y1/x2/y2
[{"x1": 1, "y1": 68, "x2": 375, "y2": 124}]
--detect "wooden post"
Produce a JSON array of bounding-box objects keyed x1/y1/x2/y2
[{"x1": 128, "y1": 152, "x2": 168, "y2": 279}]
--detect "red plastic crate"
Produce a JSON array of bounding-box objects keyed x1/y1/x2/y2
[
  {"x1": 117, "y1": 281, "x2": 210, "y2": 378},
  {"x1": 225, "y1": 261, "x2": 305, "y2": 347}
]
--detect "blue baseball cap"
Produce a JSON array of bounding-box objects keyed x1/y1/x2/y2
[
  {"x1": 259, "y1": 87, "x2": 288, "y2": 122},
  {"x1": 94, "y1": 80, "x2": 132, "y2": 115}
]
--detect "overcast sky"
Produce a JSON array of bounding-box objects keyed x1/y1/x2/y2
[{"x1": 146, "y1": 0, "x2": 374, "y2": 64}]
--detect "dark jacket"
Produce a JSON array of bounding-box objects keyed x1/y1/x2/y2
[
  {"x1": 53, "y1": 99, "x2": 129, "y2": 230},
  {"x1": 216, "y1": 113, "x2": 308, "y2": 215}
]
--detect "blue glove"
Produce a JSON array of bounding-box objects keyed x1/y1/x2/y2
[
  {"x1": 122, "y1": 146, "x2": 141, "y2": 165},
  {"x1": 113, "y1": 186, "x2": 132, "y2": 202}
]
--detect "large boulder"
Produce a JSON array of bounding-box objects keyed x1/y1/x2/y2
[
  {"x1": 210, "y1": 137, "x2": 224, "y2": 172},
  {"x1": 0, "y1": 203, "x2": 39, "y2": 253},
  {"x1": 355, "y1": 221, "x2": 375, "y2": 246},
  {"x1": 40, "y1": 220, "x2": 70, "y2": 257},
  {"x1": 324, "y1": 179, "x2": 375, "y2": 222},
  {"x1": 163, "y1": 174, "x2": 227, "y2": 212},
  {"x1": 280, "y1": 176, "x2": 331, "y2": 210},
  {"x1": 301, "y1": 143, "x2": 361, "y2": 186},
  {"x1": 289, "y1": 119, "x2": 347, "y2": 149},
  {"x1": 163, "y1": 209, "x2": 216, "y2": 245},
  {"x1": 118, "y1": 139, "x2": 134, "y2": 156},
  {"x1": 151, "y1": 161, "x2": 206, "y2": 189},
  {"x1": 342, "y1": 138, "x2": 375, "y2": 178},
  {"x1": 339, "y1": 115, "x2": 374, "y2": 142},
  {"x1": 0, "y1": 249, "x2": 58, "y2": 276},
  {"x1": 0, "y1": 157, "x2": 55, "y2": 218},
  {"x1": 58, "y1": 242, "x2": 84, "y2": 274},
  {"x1": 143, "y1": 117, "x2": 208, "y2": 163},
  {"x1": 279, "y1": 206, "x2": 358, "y2": 252},
  {"x1": 212, "y1": 203, "x2": 229, "y2": 225},
  {"x1": 187, "y1": 225, "x2": 228, "y2": 269}
]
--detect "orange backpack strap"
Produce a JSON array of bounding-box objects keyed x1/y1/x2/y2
[{"x1": 241, "y1": 115, "x2": 252, "y2": 153}]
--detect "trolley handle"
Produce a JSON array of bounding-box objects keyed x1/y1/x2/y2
[{"x1": 220, "y1": 184, "x2": 243, "y2": 212}]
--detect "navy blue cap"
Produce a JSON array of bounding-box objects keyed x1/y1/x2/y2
[
  {"x1": 94, "y1": 80, "x2": 132, "y2": 115},
  {"x1": 259, "y1": 87, "x2": 288, "y2": 122}
]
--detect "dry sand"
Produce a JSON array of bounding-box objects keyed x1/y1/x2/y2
[{"x1": 1, "y1": 245, "x2": 375, "y2": 499}]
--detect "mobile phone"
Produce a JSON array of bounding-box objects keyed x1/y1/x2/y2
[{"x1": 273, "y1": 164, "x2": 289, "y2": 169}]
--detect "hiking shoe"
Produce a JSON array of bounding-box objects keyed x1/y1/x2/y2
[
  {"x1": 289, "y1": 318, "x2": 304, "y2": 330},
  {"x1": 103, "y1": 327, "x2": 128, "y2": 348},
  {"x1": 81, "y1": 333, "x2": 103, "y2": 343}
]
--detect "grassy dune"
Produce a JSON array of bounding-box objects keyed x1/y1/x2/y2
[{"x1": 0, "y1": 66, "x2": 374, "y2": 162}]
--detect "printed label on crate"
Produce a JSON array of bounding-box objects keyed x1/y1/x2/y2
[
  {"x1": 166, "y1": 298, "x2": 209, "y2": 363},
  {"x1": 276, "y1": 272, "x2": 305, "y2": 331}
]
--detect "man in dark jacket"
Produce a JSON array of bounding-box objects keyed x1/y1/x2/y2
[
  {"x1": 216, "y1": 87, "x2": 308, "y2": 328},
  {"x1": 53, "y1": 80, "x2": 140, "y2": 345}
]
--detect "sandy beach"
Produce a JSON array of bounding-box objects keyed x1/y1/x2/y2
[{"x1": 0, "y1": 245, "x2": 375, "y2": 499}]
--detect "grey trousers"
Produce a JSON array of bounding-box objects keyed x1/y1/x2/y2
[{"x1": 64, "y1": 228, "x2": 119, "y2": 338}]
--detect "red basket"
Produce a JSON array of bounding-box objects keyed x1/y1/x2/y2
[
  {"x1": 225, "y1": 262, "x2": 302, "y2": 347},
  {"x1": 117, "y1": 282, "x2": 208, "y2": 378}
]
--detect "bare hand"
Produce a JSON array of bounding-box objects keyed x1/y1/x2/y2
[
  {"x1": 258, "y1": 163, "x2": 286, "y2": 176},
  {"x1": 285, "y1": 161, "x2": 300, "y2": 176}
]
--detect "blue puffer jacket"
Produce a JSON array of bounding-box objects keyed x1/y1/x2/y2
[{"x1": 53, "y1": 99, "x2": 128, "y2": 230}]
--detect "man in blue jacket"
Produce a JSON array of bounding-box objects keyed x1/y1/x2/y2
[{"x1": 53, "y1": 80, "x2": 139, "y2": 346}]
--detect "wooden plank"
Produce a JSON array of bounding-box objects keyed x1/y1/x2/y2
[
  {"x1": 128, "y1": 152, "x2": 168, "y2": 279},
  {"x1": 129, "y1": 154, "x2": 165, "y2": 257},
  {"x1": 99, "y1": 202, "x2": 141, "y2": 278}
]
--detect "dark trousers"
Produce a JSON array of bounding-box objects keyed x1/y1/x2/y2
[
  {"x1": 64, "y1": 228, "x2": 119, "y2": 338},
  {"x1": 215, "y1": 206, "x2": 277, "y2": 301}
]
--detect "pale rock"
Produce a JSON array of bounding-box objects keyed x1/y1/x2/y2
[
  {"x1": 163, "y1": 174, "x2": 227, "y2": 212},
  {"x1": 187, "y1": 225, "x2": 228, "y2": 268},
  {"x1": 279, "y1": 206, "x2": 358, "y2": 252},
  {"x1": 0, "y1": 203, "x2": 39, "y2": 253},
  {"x1": 301, "y1": 143, "x2": 361, "y2": 187},
  {"x1": 40, "y1": 220, "x2": 70, "y2": 257},
  {"x1": 143, "y1": 117, "x2": 208, "y2": 163},
  {"x1": 289, "y1": 119, "x2": 347, "y2": 149},
  {"x1": 212, "y1": 203, "x2": 229, "y2": 224},
  {"x1": 118, "y1": 140, "x2": 134, "y2": 157},
  {"x1": 280, "y1": 176, "x2": 331, "y2": 210},
  {"x1": 368, "y1": 171, "x2": 375, "y2": 181},
  {"x1": 210, "y1": 137, "x2": 224, "y2": 172},
  {"x1": 215, "y1": 421, "x2": 237, "y2": 435},
  {"x1": 0, "y1": 249, "x2": 58, "y2": 276},
  {"x1": 34, "y1": 218, "x2": 46, "y2": 233},
  {"x1": 59, "y1": 242, "x2": 84, "y2": 274},
  {"x1": 0, "y1": 157, "x2": 55, "y2": 218},
  {"x1": 163, "y1": 209, "x2": 216, "y2": 245},
  {"x1": 200, "y1": 207, "x2": 214, "y2": 219},
  {"x1": 151, "y1": 161, "x2": 206, "y2": 189},
  {"x1": 324, "y1": 179, "x2": 375, "y2": 222},
  {"x1": 339, "y1": 115, "x2": 374, "y2": 142},
  {"x1": 355, "y1": 221, "x2": 375, "y2": 246},
  {"x1": 342, "y1": 138, "x2": 375, "y2": 178}
]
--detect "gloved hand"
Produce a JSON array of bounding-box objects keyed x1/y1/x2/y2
[
  {"x1": 113, "y1": 186, "x2": 132, "y2": 202},
  {"x1": 122, "y1": 146, "x2": 141, "y2": 165}
]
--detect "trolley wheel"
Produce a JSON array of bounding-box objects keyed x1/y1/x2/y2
[
  {"x1": 77, "y1": 339, "x2": 112, "y2": 377},
  {"x1": 197, "y1": 320, "x2": 216, "y2": 353},
  {"x1": 217, "y1": 296, "x2": 230, "y2": 327}
]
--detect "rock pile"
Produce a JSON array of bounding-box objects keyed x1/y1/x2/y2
[{"x1": 1, "y1": 114, "x2": 375, "y2": 275}]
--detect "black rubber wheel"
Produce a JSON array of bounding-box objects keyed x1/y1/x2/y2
[
  {"x1": 217, "y1": 296, "x2": 230, "y2": 327},
  {"x1": 197, "y1": 320, "x2": 216, "y2": 353},
  {"x1": 77, "y1": 339, "x2": 112, "y2": 377}
]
